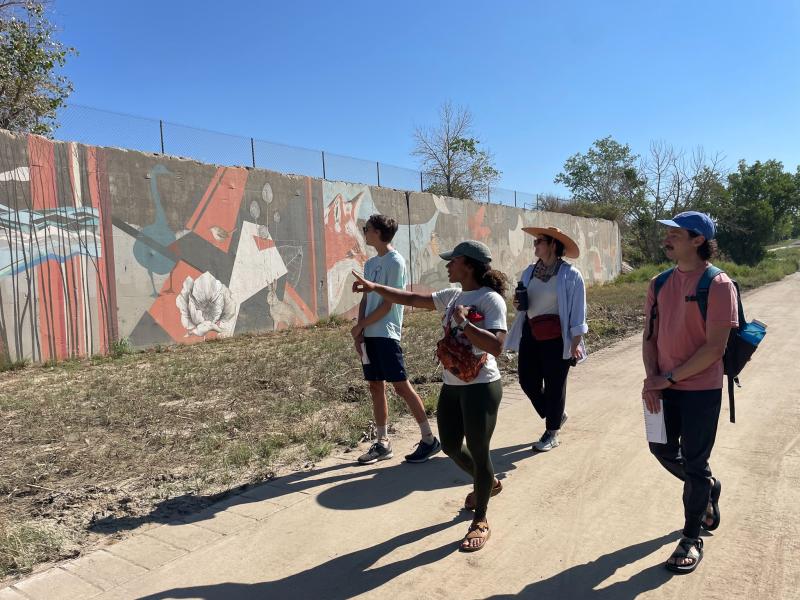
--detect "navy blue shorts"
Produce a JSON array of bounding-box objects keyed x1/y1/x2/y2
[{"x1": 362, "y1": 337, "x2": 408, "y2": 382}]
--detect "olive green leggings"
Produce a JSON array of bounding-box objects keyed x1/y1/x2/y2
[{"x1": 436, "y1": 380, "x2": 503, "y2": 520}]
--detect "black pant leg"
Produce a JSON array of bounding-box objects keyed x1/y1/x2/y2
[
  {"x1": 679, "y1": 389, "x2": 722, "y2": 539},
  {"x1": 518, "y1": 325, "x2": 546, "y2": 420},
  {"x1": 460, "y1": 380, "x2": 503, "y2": 521},
  {"x1": 649, "y1": 389, "x2": 685, "y2": 480},
  {"x1": 540, "y1": 337, "x2": 570, "y2": 431},
  {"x1": 436, "y1": 384, "x2": 474, "y2": 477}
]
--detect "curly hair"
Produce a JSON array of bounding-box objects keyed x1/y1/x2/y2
[
  {"x1": 366, "y1": 214, "x2": 398, "y2": 242},
  {"x1": 464, "y1": 257, "x2": 509, "y2": 296},
  {"x1": 689, "y1": 231, "x2": 718, "y2": 261}
]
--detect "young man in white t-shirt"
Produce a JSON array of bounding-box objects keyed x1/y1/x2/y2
[{"x1": 351, "y1": 214, "x2": 441, "y2": 464}]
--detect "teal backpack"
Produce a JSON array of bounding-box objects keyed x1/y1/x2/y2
[{"x1": 646, "y1": 266, "x2": 767, "y2": 423}]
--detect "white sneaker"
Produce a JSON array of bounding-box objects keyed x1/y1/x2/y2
[{"x1": 533, "y1": 430, "x2": 560, "y2": 452}]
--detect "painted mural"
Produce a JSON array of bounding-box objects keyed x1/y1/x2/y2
[
  {"x1": 0, "y1": 130, "x2": 620, "y2": 363},
  {"x1": 0, "y1": 136, "x2": 117, "y2": 364}
]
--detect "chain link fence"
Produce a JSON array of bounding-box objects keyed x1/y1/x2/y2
[{"x1": 55, "y1": 104, "x2": 541, "y2": 209}]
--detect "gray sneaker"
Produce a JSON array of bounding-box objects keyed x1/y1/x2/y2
[
  {"x1": 358, "y1": 441, "x2": 393, "y2": 464},
  {"x1": 533, "y1": 430, "x2": 560, "y2": 452}
]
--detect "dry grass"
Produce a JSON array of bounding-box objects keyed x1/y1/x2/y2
[{"x1": 1, "y1": 248, "x2": 797, "y2": 579}]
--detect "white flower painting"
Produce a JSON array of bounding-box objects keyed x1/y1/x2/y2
[{"x1": 176, "y1": 271, "x2": 237, "y2": 338}]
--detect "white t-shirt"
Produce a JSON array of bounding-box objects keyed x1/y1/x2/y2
[
  {"x1": 431, "y1": 286, "x2": 508, "y2": 386},
  {"x1": 526, "y1": 275, "x2": 558, "y2": 318}
]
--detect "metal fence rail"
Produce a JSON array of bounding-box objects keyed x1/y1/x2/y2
[{"x1": 55, "y1": 103, "x2": 541, "y2": 209}]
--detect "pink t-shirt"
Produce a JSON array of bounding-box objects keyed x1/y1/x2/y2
[{"x1": 644, "y1": 264, "x2": 739, "y2": 390}]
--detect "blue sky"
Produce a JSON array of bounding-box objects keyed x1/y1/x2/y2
[{"x1": 54, "y1": 0, "x2": 800, "y2": 196}]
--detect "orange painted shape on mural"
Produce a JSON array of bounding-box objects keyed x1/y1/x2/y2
[
  {"x1": 253, "y1": 235, "x2": 276, "y2": 251},
  {"x1": 63, "y1": 257, "x2": 85, "y2": 357},
  {"x1": 468, "y1": 205, "x2": 491, "y2": 241},
  {"x1": 284, "y1": 283, "x2": 316, "y2": 323},
  {"x1": 28, "y1": 136, "x2": 69, "y2": 361},
  {"x1": 186, "y1": 167, "x2": 248, "y2": 253},
  {"x1": 65, "y1": 143, "x2": 87, "y2": 357},
  {"x1": 147, "y1": 261, "x2": 204, "y2": 344},
  {"x1": 323, "y1": 192, "x2": 367, "y2": 270},
  {"x1": 85, "y1": 146, "x2": 113, "y2": 354},
  {"x1": 28, "y1": 136, "x2": 58, "y2": 210}
]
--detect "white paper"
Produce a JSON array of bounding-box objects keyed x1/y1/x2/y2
[
  {"x1": 360, "y1": 343, "x2": 370, "y2": 365},
  {"x1": 643, "y1": 399, "x2": 667, "y2": 444}
]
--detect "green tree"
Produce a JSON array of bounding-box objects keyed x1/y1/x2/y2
[
  {"x1": 412, "y1": 101, "x2": 500, "y2": 200},
  {"x1": 554, "y1": 136, "x2": 645, "y2": 222},
  {"x1": 0, "y1": 1, "x2": 75, "y2": 135},
  {"x1": 715, "y1": 160, "x2": 798, "y2": 264}
]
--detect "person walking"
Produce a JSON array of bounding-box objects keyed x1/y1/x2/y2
[
  {"x1": 352, "y1": 240, "x2": 508, "y2": 552},
  {"x1": 351, "y1": 214, "x2": 441, "y2": 465},
  {"x1": 505, "y1": 226, "x2": 587, "y2": 452},
  {"x1": 642, "y1": 211, "x2": 738, "y2": 573}
]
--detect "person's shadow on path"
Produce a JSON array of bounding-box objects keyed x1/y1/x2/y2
[
  {"x1": 91, "y1": 443, "x2": 533, "y2": 533},
  {"x1": 485, "y1": 532, "x2": 681, "y2": 599},
  {"x1": 135, "y1": 530, "x2": 680, "y2": 600},
  {"x1": 137, "y1": 513, "x2": 471, "y2": 600}
]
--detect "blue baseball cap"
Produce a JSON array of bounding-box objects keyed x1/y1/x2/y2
[{"x1": 657, "y1": 211, "x2": 716, "y2": 241}]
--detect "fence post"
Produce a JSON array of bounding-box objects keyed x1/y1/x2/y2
[
  {"x1": 321, "y1": 151, "x2": 327, "y2": 180},
  {"x1": 250, "y1": 138, "x2": 256, "y2": 168},
  {"x1": 487, "y1": 185, "x2": 491, "y2": 204},
  {"x1": 159, "y1": 120, "x2": 165, "y2": 154},
  {"x1": 419, "y1": 171, "x2": 423, "y2": 192},
  {"x1": 376, "y1": 161, "x2": 381, "y2": 187},
  {"x1": 514, "y1": 190, "x2": 517, "y2": 208}
]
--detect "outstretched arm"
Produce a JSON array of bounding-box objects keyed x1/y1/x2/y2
[{"x1": 351, "y1": 271, "x2": 436, "y2": 310}]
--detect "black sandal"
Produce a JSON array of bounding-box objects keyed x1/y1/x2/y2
[
  {"x1": 665, "y1": 537, "x2": 703, "y2": 574},
  {"x1": 702, "y1": 478, "x2": 722, "y2": 531}
]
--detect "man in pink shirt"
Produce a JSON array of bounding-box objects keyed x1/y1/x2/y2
[{"x1": 641, "y1": 211, "x2": 738, "y2": 574}]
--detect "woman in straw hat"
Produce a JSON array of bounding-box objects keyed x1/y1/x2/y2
[
  {"x1": 352, "y1": 240, "x2": 508, "y2": 553},
  {"x1": 504, "y1": 226, "x2": 588, "y2": 452}
]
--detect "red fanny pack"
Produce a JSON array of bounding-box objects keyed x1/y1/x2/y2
[{"x1": 528, "y1": 314, "x2": 561, "y2": 341}]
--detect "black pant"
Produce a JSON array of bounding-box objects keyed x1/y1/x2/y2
[
  {"x1": 436, "y1": 380, "x2": 503, "y2": 521},
  {"x1": 649, "y1": 387, "x2": 722, "y2": 539},
  {"x1": 518, "y1": 323, "x2": 571, "y2": 431}
]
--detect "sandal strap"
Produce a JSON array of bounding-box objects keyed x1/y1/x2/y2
[{"x1": 673, "y1": 537, "x2": 702, "y2": 559}]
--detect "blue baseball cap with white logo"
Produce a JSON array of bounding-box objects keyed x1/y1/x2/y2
[{"x1": 657, "y1": 211, "x2": 716, "y2": 241}]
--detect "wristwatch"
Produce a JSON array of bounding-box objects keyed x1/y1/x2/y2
[{"x1": 663, "y1": 371, "x2": 677, "y2": 385}]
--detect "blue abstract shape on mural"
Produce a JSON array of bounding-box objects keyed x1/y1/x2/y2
[
  {"x1": 132, "y1": 164, "x2": 176, "y2": 296},
  {"x1": 0, "y1": 204, "x2": 101, "y2": 278}
]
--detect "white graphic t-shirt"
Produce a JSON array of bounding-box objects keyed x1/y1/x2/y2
[{"x1": 431, "y1": 286, "x2": 507, "y2": 386}]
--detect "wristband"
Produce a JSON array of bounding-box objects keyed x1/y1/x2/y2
[{"x1": 663, "y1": 371, "x2": 677, "y2": 385}]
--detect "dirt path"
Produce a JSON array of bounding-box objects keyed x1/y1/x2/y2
[{"x1": 4, "y1": 273, "x2": 799, "y2": 600}]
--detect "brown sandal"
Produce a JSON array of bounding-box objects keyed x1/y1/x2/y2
[
  {"x1": 464, "y1": 479, "x2": 502, "y2": 511},
  {"x1": 460, "y1": 520, "x2": 490, "y2": 552}
]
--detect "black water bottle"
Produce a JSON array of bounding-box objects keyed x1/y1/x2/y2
[{"x1": 514, "y1": 281, "x2": 528, "y2": 312}]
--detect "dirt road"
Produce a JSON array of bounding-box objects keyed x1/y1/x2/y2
[{"x1": 4, "y1": 273, "x2": 798, "y2": 600}]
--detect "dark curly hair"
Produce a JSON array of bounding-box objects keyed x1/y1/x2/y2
[
  {"x1": 689, "y1": 231, "x2": 718, "y2": 261},
  {"x1": 366, "y1": 214, "x2": 398, "y2": 242},
  {"x1": 464, "y1": 257, "x2": 509, "y2": 296}
]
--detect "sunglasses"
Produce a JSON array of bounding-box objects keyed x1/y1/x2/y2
[{"x1": 533, "y1": 238, "x2": 551, "y2": 246}]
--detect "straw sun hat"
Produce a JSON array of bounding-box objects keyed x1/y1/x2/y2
[{"x1": 521, "y1": 226, "x2": 580, "y2": 259}]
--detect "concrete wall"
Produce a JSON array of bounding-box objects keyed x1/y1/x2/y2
[{"x1": 0, "y1": 131, "x2": 620, "y2": 363}]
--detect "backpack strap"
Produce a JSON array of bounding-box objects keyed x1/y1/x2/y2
[
  {"x1": 646, "y1": 268, "x2": 674, "y2": 341},
  {"x1": 692, "y1": 265, "x2": 723, "y2": 321},
  {"x1": 693, "y1": 265, "x2": 747, "y2": 424}
]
